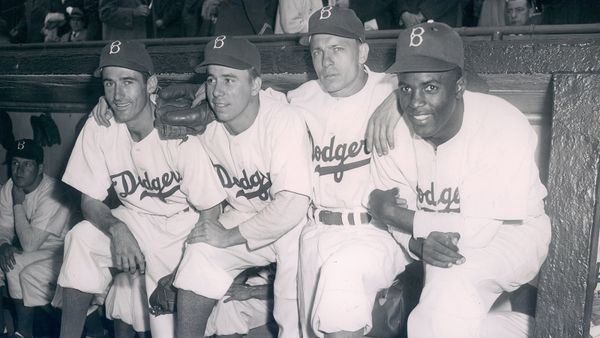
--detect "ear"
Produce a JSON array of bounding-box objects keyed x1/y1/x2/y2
[
  {"x1": 146, "y1": 74, "x2": 158, "y2": 94},
  {"x1": 358, "y1": 42, "x2": 369, "y2": 65},
  {"x1": 251, "y1": 76, "x2": 262, "y2": 96},
  {"x1": 456, "y1": 73, "x2": 467, "y2": 99},
  {"x1": 37, "y1": 163, "x2": 44, "y2": 176}
]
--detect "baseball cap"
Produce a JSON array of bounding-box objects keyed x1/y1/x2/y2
[
  {"x1": 386, "y1": 21, "x2": 464, "y2": 74},
  {"x1": 195, "y1": 36, "x2": 261, "y2": 74},
  {"x1": 93, "y1": 40, "x2": 154, "y2": 77},
  {"x1": 8, "y1": 139, "x2": 43, "y2": 164},
  {"x1": 299, "y1": 6, "x2": 365, "y2": 46},
  {"x1": 69, "y1": 7, "x2": 85, "y2": 19}
]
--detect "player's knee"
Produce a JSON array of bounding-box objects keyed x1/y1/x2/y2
[{"x1": 65, "y1": 220, "x2": 97, "y2": 248}]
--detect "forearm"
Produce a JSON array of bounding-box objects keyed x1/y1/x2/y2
[
  {"x1": 81, "y1": 194, "x2": 123, "y2": 235},
  {"x1": 13, "y1": 204, "x2": 51, "y2": 252},
  {"x1": 198, "y1": 204, "x2": 221, "y2": 222},
  {"x1": 412, "y1": 212, "x2": 503, "y2": 248},
  {"x1": 238, "y1": 191, "x2": 310, "y2": 250},
  {"x1": 249, "y1": 284, "x2": 272, "y2": 301}
]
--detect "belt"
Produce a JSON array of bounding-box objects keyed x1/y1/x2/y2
[{"x1": 312, "y1": 207, "x2": 372, "y2": 226}]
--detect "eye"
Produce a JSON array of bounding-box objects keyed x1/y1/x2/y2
[
  {"x1": 124, "y1": 80, "x2": 133, "y2": 85},
  {"x1": 11, "y1": 161, "x2": 18, "y2": 167},
  {"x1": 225, "y1": 78, "x2": 235, "y2": 84},
  {"x1": 333, "y1": 46, "x2": 343, "y2": 53},
  {"x1": 399, "y1": 86, "x2": 411, "y2": 94},
  {"x1": 206, "y1": 77, "x2": 215, "y2": 85},
  {"x1": 103, "y1": 81, "x2": 113, "y2": 87},
  {"x1": 424, "y1": 84, "x2": 438, "y2": 93},
  {"x1": 311, "y1": 49, "x2": 322, "y2": 57}
]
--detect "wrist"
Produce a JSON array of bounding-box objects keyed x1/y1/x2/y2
[{"x1": 107, "y1": 221, "x2": 125, "y2": 237}]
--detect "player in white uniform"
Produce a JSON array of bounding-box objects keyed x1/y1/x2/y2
[
  {"x1": 288, "y1": 6, "x2": 410, "y2": 338},
  {"x1": 366, "y1": 22, "x2": 551, "y2": 338},
  {"x1": 173, "y1": 36, "x2": 312, "y2": 338},
  {"x1": 57, "y1": 40, "x2": 226, "y2": 338},
  {"x1": 0, "y1": 139, "x2": 72, "y2": 338}
]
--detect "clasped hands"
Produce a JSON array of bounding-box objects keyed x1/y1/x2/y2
[{"x1": 368, "y1": 187, "x2": 465, "y2": 268}]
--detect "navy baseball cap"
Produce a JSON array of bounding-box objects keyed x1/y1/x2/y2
[
  {"x1": 195, "y1": 36, "x2": 261, "y2": 74},
  {"x1": 9, "y1": 139, "x2": 43, "y2": 164},
  {"x1": 387, "y1": 22, "x2": 464, "y2": 73},
  {"x1": 94, "y1": 40, "x2": 154, "y2": 77},
  {"x1": 300, "y1": 6, "x2": 365, "y2": 46}
]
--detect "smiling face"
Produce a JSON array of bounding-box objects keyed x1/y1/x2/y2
[
  {"x1": 11, "y1": 156, "x2": 43, "y2": 192},
  {"x1": 310, "y1": 34, "x2": 369, "y2": 97},
  {"x1": 396, "y1": 69, "x2": 465, "y2": 145},
  {"x1": 102, "y1": 66, "x2": 154, "y2": 127},
  {"x1": 205, "y1": 65, "x2": 261, "y2": 134}
]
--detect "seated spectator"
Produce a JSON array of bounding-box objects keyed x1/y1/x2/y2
[
  {"x1": 98, "y1": 0, "x2": 150, "y2": 40},
  {"x1": 0, "y1": 139, "x2": 72, "y2": 338},
  {"x1": 42, "y1": 11, "x2": 67, "y2": 42},
  {"x1": 504, "y1": 0, "x2": 540, "y2": 26},
  {"x1": 154, "y1": 0, "x2": 183, "y2": 38},
  {"x1": 396, "y1": 0, "x2": 463, "y2": 27},
  {"x1": 60, "y1": 7, "x2": 88, "y2": 42}
]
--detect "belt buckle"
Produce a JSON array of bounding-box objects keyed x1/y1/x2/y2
[{"x1": 318, "y1": 209, "x2": 334, "y2": 225}]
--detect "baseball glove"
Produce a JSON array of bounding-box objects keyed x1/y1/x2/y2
[
  {"x1": 148, "y1": 271, "x2": 178, "y2": 316},
  {"x1": 154, "y1": 84, "x2": 215, "y2": 140}
]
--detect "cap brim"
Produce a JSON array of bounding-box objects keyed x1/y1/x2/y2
[
  {"x1": 194, "y1": 55, "x2": 254, "y2": 73},
  {"x1": 386, "y1": 56, "x2": 461, "y2": 73}
]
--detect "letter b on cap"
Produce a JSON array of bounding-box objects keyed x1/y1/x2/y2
[
  {"x1": 320, "y1": 6, "x2": 332, "y2": 20},
  {"x1": 109, "y1": 40, "x2": 121, "y2": 54},
  {"x1": 409, "y1": 27, "x2": 424, "y2": 47},
  {"x1": 214, "y1": 35, "x2": 226, "y2": 49}
]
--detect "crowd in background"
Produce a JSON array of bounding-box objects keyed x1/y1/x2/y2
[{"x1": 1, "y1": 0, "x2": 600, "y2": 44}]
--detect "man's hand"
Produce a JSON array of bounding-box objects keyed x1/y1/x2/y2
[
  {"x1": 368, "y1": 188, "x2": 400, "y2": 225},
  {"x1": 108, "y1": 222, "x2": 145, "y2": 274},
  {"x1": 187, "y1": 219, "x2": 236, "y2": 248},
  {"x1": 223, "y1": 284, "x2": 257, "y2": 303},
  {"x1": 91, "y1": 96, "x2": 113, "y2": 127},
  {"x1": 11, "y1": 186, "x2": 25, "y2": 205},
  {"x1": 365, "y1": 92, "x2": 401, "y2": 156},
  {"x1": 133, "y1": 5, "x2": 151, "y2": 17},
  {"x1": 421, "y1": 232, "x2": 465, "y2": 268},
  {"x1": 155, "y1": 19, "x2": 164, "y2": 29},
  {"x1": 0, "y1": 243, "x2": 20, "y2": 272}
]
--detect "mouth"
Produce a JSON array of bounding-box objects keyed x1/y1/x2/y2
[
  {"x1": 211, "y1": 101, "x2": 228, "y2": 109},
  {"x1": 112, "y1": 102, "x2": 130, "y2": 110},
  {"x1": 408, "y1": 113, "x2": 432, "y2": 125}
]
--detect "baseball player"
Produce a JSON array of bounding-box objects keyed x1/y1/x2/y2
[
  {"x1": 366, "y1": 22, "x2": 551, "y2": 338},
  {"x1": 57, "y1": 40, "x2": 226, "y2": 338},
  {"x1": 172, "y1": 36, "x2": 312, "y2": 338},
  {"x1": 0, "y1": 139, "x2": 72, "y2": 338},
  {"x1": 288, "y1": 6, "x2": 410, "y2": 338}
]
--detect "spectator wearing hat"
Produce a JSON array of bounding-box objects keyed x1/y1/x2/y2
[
  {"x1": 0, "y1": 139, "x2": 73, "y2": 338},
  {"x1": 172, "y1": 36, "x2": 312, "y2": 338},
  {"x1": 60, "y1": 7, "x2": 88, "y2": 42},
  {"x1": 56, "y1": 39, "x2": 225, "y2": 338},
  {"x1": 366, "y1": 21, "x2": 551, "y2": 338}
]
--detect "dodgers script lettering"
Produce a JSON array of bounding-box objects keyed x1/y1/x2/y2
[
  {"x1": 110, "y1": 170, "x2": 182, "y2": 202},
  {"x1": 313, "y1": 136, "x2": 370, "y2": 183}
]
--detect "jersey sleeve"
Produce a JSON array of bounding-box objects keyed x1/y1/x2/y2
[
  {"x1": 266, "y1": 105, "x2": 313, "y2": 199},
  {"x1": 62, "y1": 118, "x2": 113, "y2": 201},
  {"x1": 175, "y1": 137, "x2": 226, "y2": 211},
  {"x1": 30, "y1": 180, "x2": 71, "y2": 237},
  {"x1": 0, "y1": 182, "x2": 15, "y2": 245}
]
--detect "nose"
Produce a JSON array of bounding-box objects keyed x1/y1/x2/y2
[
  {"x1": 409, "y1": 89, "x2": 425, "y2": 109},
  {"x1": 113, "y1": 84, "x2": 124, "y2": 101},
  {"x1": 321, "y1": 50, "x2": 334, "y2": 68},
  {"x1": 212, "y1": 80, "x2": 225, "y2": 98}
]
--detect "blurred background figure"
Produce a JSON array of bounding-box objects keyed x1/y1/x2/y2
[
  {"x1": 153, "y1": 0, "x2": 184, "y2": 38},
  {"x1": 504, "y1": 0, "x2": 540, "y2": 26},
  {"x1": 200, "y1": 0, "x2": 277, "y2": 36},
  {"x1": 396, "y1": 0, "x2": 463, "y2": 27},
  {"x1": 1, "y1": 0, "x2": 25, "y2": 43},
  {"x1": 274, "y1": 0, "x2": 321, "y2": 34},
  {"x1": 42, "y1": 11, "x2": 67, "y2": 42},
  {"x1": 328, "y1": 0, "x2": 400, "y2": 31},
  {"x1": 99, "y1": 0, "x2": 150, "y2": 40},
  {"x1": 60, "y1": 7, "x2": 88, "y2": 42}
]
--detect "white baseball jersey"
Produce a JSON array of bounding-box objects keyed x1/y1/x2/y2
[
  {"x1": 370, "y1": 90, "x2": 551, "y2": 247},
  {"x1": 287, "y1": 68, "x2": 396, "y2": 211},
  {"x1": 0, "y1": 174, "x2": 71, "y2": 251},
  {"x1": 198, "y1": 90, "x2": 313, "y2": 250},
  {"x1": 63, "y1": 118, "x2": 226, "y2": 217}
]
